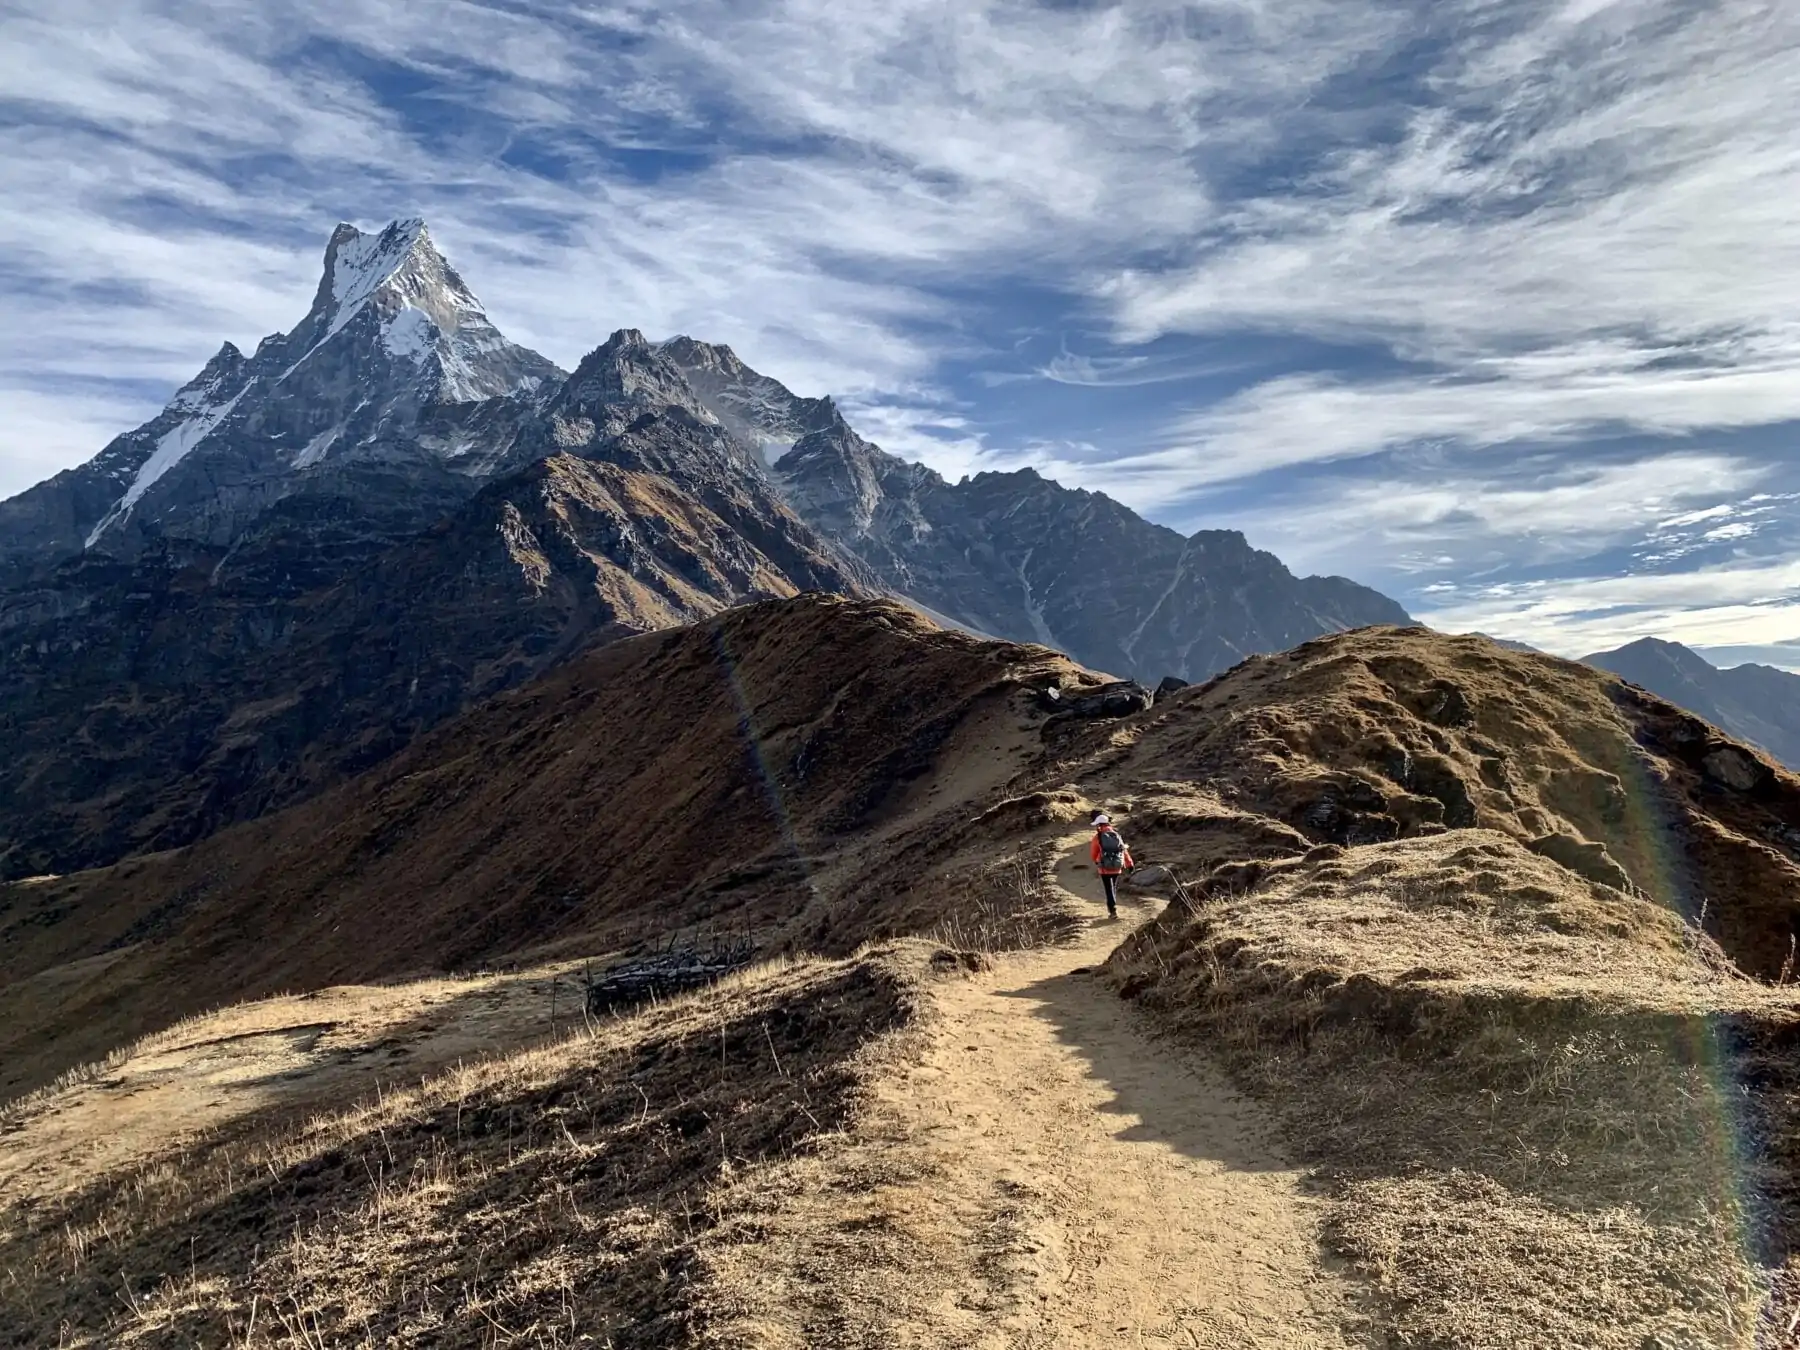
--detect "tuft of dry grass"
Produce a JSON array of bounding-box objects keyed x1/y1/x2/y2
[{"x1": 929, "y1": 843, "x2": 1083, "y2": 957}]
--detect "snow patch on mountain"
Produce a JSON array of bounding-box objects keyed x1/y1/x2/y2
[
  {"x1": 1013, "y1": 547, "x2": 1061, "y2": 649},
  {"x1": 1121, "y1": 552, "x2": 1188, "y2": 665},
  {"x1": 86, "y1": 385, "x2": 251, "y2": 545},
  {"x1": 293, "y1": 426, "x2": 342, "y2": 469},
  {"x1": 383, "y1": 306, "x2": 437, "y2": 361}
]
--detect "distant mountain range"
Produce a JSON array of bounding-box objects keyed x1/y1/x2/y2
[
  {"x1": 659, "y1": 337, "x2": 1410, "y2": 680},
  {"x1": 0, "y1": 219, "x2": 1407, "y2": 877},
  {"x1": 1583, "y1": 637, "x2": 1800, "y2": 770}
]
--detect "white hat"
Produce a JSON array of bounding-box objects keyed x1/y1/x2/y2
[{"x1": 1092, "y1": 812, "x2": 1111, "y2": 825}]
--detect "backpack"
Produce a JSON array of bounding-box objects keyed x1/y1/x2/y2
[{"x1": 1098, "y1": 827, "x2": 1126, "y2": 870}]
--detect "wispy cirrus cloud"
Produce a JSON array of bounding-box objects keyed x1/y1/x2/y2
[
  {"x1": 1132, "y1": 344, "x2": 1800, "y2": 489},
  {"x1": 2, "y1": 0, "x2": 1372, "y2": 493},
  {"x1": 1096, "y1": 0, "x2": 1800, "y2": 506},
  {"x1": 2, "y1": 0, "x2": 1799, "y2": 660}
]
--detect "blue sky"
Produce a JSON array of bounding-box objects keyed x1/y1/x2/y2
[{"x1": 3, "y1": 0, "x2": 1799, "y2": 664}]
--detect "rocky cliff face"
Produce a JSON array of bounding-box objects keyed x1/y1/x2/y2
[
  {"x1": 655, "y1": 336, "x2": 840, "y2": 462},
  {"x1": 1583, "y1": 636, "x2": 1800, "y2": 770},
  {"x1": 662, "y1": 339, "x2": 1411, "y2": 680}
]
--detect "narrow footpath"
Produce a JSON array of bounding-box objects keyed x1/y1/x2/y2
[{"x1": 863, "y1": 849, "x2": 1365, "y2": 1347}]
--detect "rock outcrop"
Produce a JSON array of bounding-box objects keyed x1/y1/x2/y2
[{"x1": 1042, "y1": 679, "x2": 1155, "y2": 719}]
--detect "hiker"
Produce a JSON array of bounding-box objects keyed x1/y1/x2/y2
[{"x1": 1089, "y1": 812, "x2": 1133, "y2": 917}]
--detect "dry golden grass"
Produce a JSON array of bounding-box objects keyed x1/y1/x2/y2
[
  {"x1": 10, "y1": 613, "x2": 1800, "y2": 1347},
  {"x1": 0, "y1": 595, "x2": 1086, "y2": 1104},
  {"x1": 1110, "y1": 831, "x2": 1800, "y2": 1347},
  {"x1": 1078, "y1": 626, "x2": 1800, "y2": 1346},
  {"x1": 0, "y1": 952, "x2": 918, "y2": 1348}
]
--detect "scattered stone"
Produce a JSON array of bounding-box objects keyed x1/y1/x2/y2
[
  {"x1": 1299, "y1": 781, "x2": 1401, "y2": 846},
  {"x1": 1476, "y1": 755, "x2": 1512, "y2": 792},
  {"x1": 584, "y1": 936, "x2": 757, "y2": 1014},
  {"x1": 1421, "y1": 680, "x2": 1473, "y2": 727},
  {"x1": 1124, "y1": 864, "x2": 1171, "y2": 887},
  {"x1": 1153, "y1": 675, "x2": 1190, "y2": 703},
  {"x1": 929, "y1": 948, "x2": 991, "y2": 974}
]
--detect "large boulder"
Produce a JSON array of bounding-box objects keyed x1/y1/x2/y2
[{"x1": 1701, "y1": 743, "x2": 1773, "y2": 794}]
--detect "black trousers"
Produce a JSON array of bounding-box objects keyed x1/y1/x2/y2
[{"x1": 1102, "y1": 873, "x2": 1119, "y2": 911}]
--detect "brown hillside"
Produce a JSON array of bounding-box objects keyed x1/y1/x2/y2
[
  {"x1": 0, "y1": 595, "x2": 1085, "y2": 1100},
  {"x1": 1091, "y1": 626, "x2": 1800, "y2": 1345},
  {"x1": 10, "y1": 611, "x2": 1800, "y2": 1346},
  {"x1": 0, "y1": 423, "x2": 869, "y2": 884},
  {"x1": 1067, "y1": 625, "x2": 1800, "y2": 974}
]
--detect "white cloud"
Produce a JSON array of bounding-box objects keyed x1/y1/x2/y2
[
  {"x1": 1102, "y1": 0, "x2": 1800, "y2": 470},
  {"x1": 0, "y1": 385, "x2": 167, "y2": 493},
  {"x1": 0, "y1": 0, "x2": 1405, "y2": 494},
  {"x1": 1129, "y1": 345, "x2": 1800, "y2": 487},
  {"x1": 1702, "y1": 521, "x2": 1759, "y2": 543},
  {"x1": 1035, "y1": 348, "x2": 1258, "y2": 388},
  {"x1": 1110, "y1": 1, "x2": 1800, "y2": 356},
  {"x1": 1208, "y1": 452, "x2": 1770, "y2": 579},
  {"x1": 1419, "y1": 556, "x2": 1800, "y2": 655},
  {"x1": 1656, "y1": 504, "x2": 1738, "y2": 531},
  {"x1": 1691, "y1": 640, "x2": 1800, "y2": 674}
]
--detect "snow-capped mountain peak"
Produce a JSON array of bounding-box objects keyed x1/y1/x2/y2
[
  {"x1": 326, "y1": 219, "x2": 429, "y2": 315},
  {"x1": 315, "y1": 219, "x2": 476, "y2": 340},
  {"x1": 5, "y1": 218, "x2": 566, "y2": 559},
  {"x1": 285, "y1": 218, "x2": 542, "y2": 403}
]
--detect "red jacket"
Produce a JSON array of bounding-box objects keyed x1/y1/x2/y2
[{"x1": 1090, "y1": 826, "x2": 1133, "y2": 876}]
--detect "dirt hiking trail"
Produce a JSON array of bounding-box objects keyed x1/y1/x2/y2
[
  {"x1": 723, "y1": 839, "x2": 1369, "y2": 1348},
  {"x1": 900, "y1": 911, "x2": 1359, "y2": 1342}
]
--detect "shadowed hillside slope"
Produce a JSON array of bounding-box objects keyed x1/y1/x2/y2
[
  {"x1": 0, "y1": 596, "x2": 1082, "y2": 1100},
  {"x1": 0, "y1": 407, "x2": 868, "y2": 884}
]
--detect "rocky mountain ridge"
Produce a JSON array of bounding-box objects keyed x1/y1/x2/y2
[
  {"x1": 1583, "y1": 635, "x2": 1800, "y2": 770},
  {"x1": 661, "y1": 338, "x2": 1412, "y2": 681}
]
